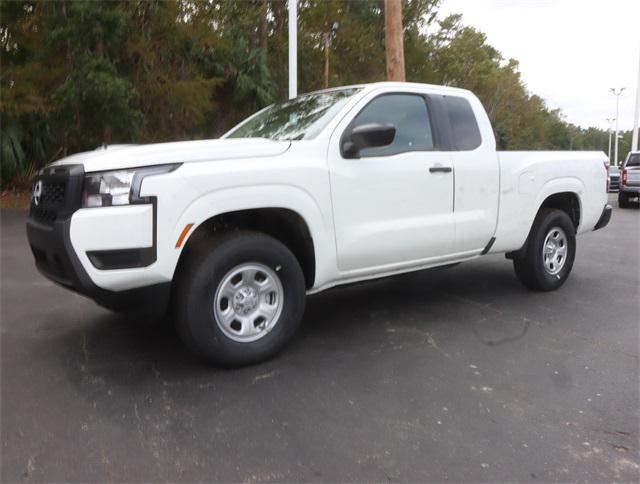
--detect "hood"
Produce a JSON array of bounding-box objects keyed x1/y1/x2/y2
[{"x1": 51, "y1": 138, "x2": 291, "y2": 173}]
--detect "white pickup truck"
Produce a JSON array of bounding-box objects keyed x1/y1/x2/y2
[{"x1": 27, "y1": 82, "x2": 611, "y2": 365}]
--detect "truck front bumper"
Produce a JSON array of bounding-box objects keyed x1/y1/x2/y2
[
  {"x1": 593, "y1": 204, "x2": 612, "y2": 231},
  {"x1": 26, "y1": 216, "x2": 170, "y2": 315},
  {"x1": 26, "y1": 163, "x2": 171, "y2": 316}
]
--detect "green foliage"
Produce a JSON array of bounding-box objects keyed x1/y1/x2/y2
[
  {"x1": 52, "y1": 54, "x2": 143, "y2": 149},
  {"x1": 0, "y1": 0, "x2": 624, "y2": 188},
  {"x1": 0, "y1": 123, "x2": 27, "y2": 185}
]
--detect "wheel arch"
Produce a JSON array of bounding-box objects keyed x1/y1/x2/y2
[
  {"x1": 538, "y1": 191, "x2": 581, "y2": 232},
  {"x1": 178, "y1": 207, "x2": 317, "y2": 289},
  {"x1": 168, "y1": 184, "x2": 334, "y2": 291},
  {"x1": 507, "y1": 189, "x2": 582, "y2": 260}
]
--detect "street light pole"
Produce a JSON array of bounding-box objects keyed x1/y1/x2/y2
[
  {"x1": 606, "y1": 117, "x2": 615, "y2": 164},
  {"x1": 632, "y1": 50, "x2": 640, "y2": 152},
  {"x1": 610, "y1": 87, "x2": 625, "y2": 165},
  {"x1": 288, "y1": 0, "x2": 297, "y2": 99}
]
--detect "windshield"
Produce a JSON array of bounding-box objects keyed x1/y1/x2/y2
[
  {"x1": 225, "y1": 88, "x2": 362, "y2": 141},
  {"x1": 626, "y1": 153, "x2": 640, "y2": 167}
]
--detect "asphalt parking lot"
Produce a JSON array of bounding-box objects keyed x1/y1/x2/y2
[{"x1": 1, "y1": 195, "x2": 639, "y2": 483}]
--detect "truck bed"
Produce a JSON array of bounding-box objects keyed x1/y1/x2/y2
[{"x1": 490, "y1": 151, "x2": 609, "y2": 253}]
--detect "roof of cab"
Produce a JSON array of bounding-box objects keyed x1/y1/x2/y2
[{"x1": 299, "y1": 81, "x2": 473, "y2": 97}]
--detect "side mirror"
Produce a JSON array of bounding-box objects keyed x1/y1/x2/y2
[{"x1": 342, "y1": 123, "x2": 396, "y2": 158}]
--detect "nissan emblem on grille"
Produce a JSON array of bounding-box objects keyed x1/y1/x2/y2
[{"x1": 32, "y1": 180, "x2": 42, "y2": 206}]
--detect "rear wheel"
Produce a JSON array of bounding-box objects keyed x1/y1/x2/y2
[
  {"x1": 513, "y1": 209, "x2": 576, "y2": 291},
  {"x1": 174, "y1": 231, "x2": 306, "y2": 366},
  {"x1": 618, "y1": 191, "x2": 630, "y2": 208}
]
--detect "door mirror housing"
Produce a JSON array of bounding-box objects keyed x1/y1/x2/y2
[{"x1": 342, "y1": 123, "x2": 396, "y2": 158}]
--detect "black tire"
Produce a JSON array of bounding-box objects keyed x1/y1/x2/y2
[
  {"x1": 618, "y1": 191, "x2": 630, "y2": 208},
  {"x1": 513, "y1": 209, "x2": 576, "y2": 291},
  {"x1": 174, "y1": 230, "x2": 306, "y2": 366}
]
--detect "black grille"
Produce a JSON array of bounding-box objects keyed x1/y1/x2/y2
[
  {"x1": 28, "y1": 165, "x2": 84, "y2": 225},
  {"x1": 30, "y1": 181, "x2": 66, "y2": 223},
  {"x1": 31, "y1": 206, "x2": 58, "y2": 223},
  {"x1": 30, "y1": 182, "x2": 67, "y2": 223},
  {"x1": 41, "y1": 182, "x2": 66, "y2": 205}
]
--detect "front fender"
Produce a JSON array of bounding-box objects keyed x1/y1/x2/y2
[{"x1": 170, "y1": 184, "x2": 336, "y2": 287}]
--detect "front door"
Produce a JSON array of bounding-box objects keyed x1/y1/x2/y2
[{"x1": 328, "y1": 92, "x2": 455, "y2": 273}]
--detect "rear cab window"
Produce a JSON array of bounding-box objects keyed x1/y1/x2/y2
[
  {"x1": 443, "y1": 96, "x2": 482, "y2": 151},
  {"x1": 626, "y1": 153, "x2": 640, "y2": 167}
]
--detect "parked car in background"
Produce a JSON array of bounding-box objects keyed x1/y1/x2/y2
[
  {"x1": 619, "y1": 151, "x2": 640, "y2": 208},
  {"x1": 608, "y1": 165, "x2": 620, "y2": 191}
]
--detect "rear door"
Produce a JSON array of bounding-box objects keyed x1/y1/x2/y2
[
  {"x1": 442, "y1": 95, "x2": 500, "y2": 253},
  {"x1": 328, "y1": 91, "x2": 455, "y2": 273}
]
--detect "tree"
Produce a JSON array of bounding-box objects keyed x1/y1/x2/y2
[{"x1": 0, "y1": 0, "x2": 620, "y2": 188}]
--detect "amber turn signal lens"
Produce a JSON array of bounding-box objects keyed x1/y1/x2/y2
[{"x1": 175, "y1": 223, "x2": 194, "y2": 248}]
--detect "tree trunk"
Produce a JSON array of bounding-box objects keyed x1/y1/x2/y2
[
  {"x1": 322, "y1": 32, "x2": 330, "y2": 88},
  {"x1": 384, "y1": 0, "x2": 405, "y2": 82},
  {"x1": 102, "y1": 127, "x2": 112, "y2": 147}
]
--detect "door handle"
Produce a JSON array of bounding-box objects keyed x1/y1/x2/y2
[{"x1": 429, "y1": 165, "x2": 452, "y2": 173}]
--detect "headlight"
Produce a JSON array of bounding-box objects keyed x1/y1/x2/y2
[
  {"x1": 83, "y1": 170, "x2": 134, "y2": 207},
  {"x1": 82, "y1": 164, "x2": 180, "y2": 208}
]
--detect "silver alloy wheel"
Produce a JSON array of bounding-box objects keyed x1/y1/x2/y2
[
  {"x1": 542, "y1": 226, "x2": 568, "y2": 276},
  {"x1": 213, "y1": 263, "x2": 284, "y2": 343}
]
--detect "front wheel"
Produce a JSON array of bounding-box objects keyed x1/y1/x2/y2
[
  {"x1": 174, "y1": 231, "x2": 306, "y2": 366},
  {"x1": 513, "y1": 209, "x2": 576, "y2": 291}
]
